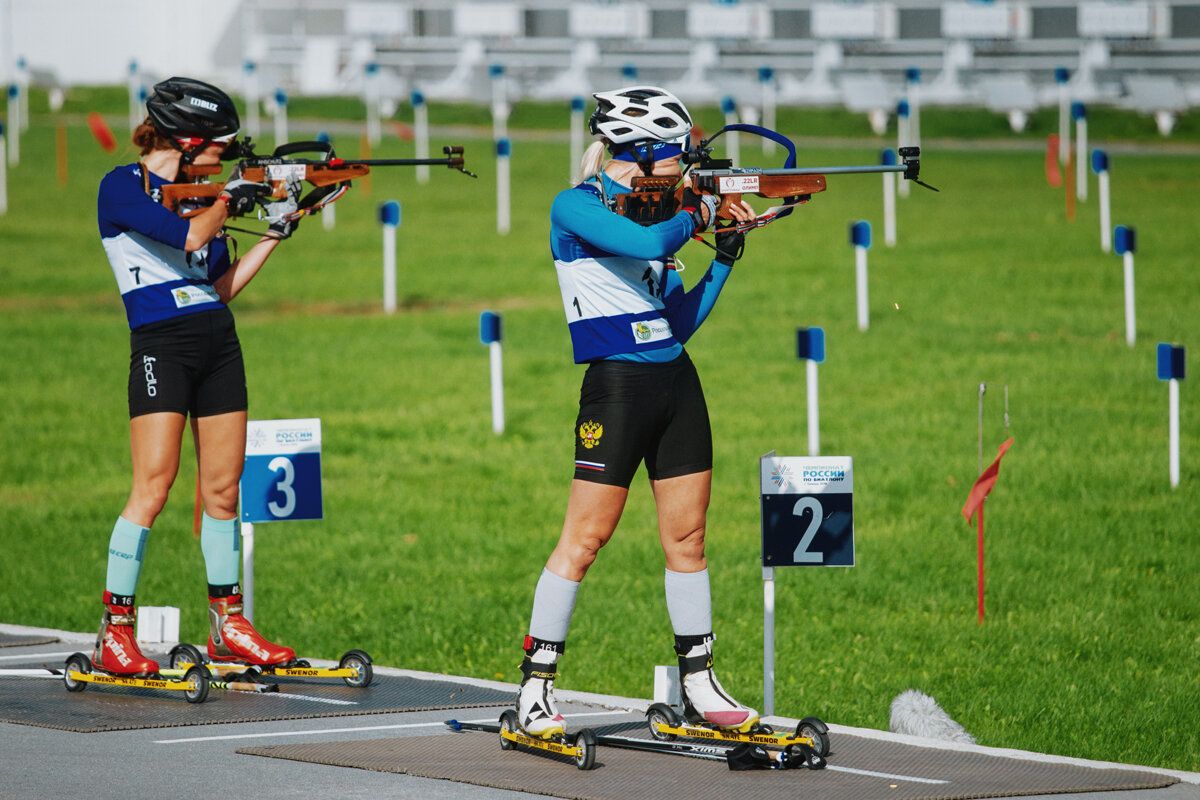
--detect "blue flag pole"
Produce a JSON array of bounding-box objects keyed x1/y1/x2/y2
[
  {"x1": 481, "y1": 312, "x2": 505, "y2": 435},
  {"x1": 798, "y1": 328, "x2": 826, "y2": 456},
  {"x1": 850, "y1": 221, "x2": 872, "y2": 331},
  {"x1": 379, "y1": 201, "x2": 401, "y2": 313},
  {"x1": 1115, "y1": 225, "x2": 1137, "y2": 347}
]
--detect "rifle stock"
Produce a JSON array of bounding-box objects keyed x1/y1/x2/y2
[{"x1": 615, "y1": 172, "x2": 827, "y2": 225}]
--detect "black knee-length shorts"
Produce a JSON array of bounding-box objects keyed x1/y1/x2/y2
[
  {"x1": 573, "y1": 351, "x2": 713, "y2": 487},
  {"x1": 127, "y1": 306, "x2": 248, "y2": 419}
]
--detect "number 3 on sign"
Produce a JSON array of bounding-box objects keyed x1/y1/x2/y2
[
  {"x1": 267, "y1": 457, "x2": 297, "y2": 517},
  {"x1": 791, "y1": 496, "x2": 824, "y2": 563}
]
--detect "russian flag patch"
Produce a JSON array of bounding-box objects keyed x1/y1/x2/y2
[{"x1": 575, "y1": 460, "x2": 605, "y2": 472}]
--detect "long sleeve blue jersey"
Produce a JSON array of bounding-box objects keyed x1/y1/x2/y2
[
  {"x1": 550, "y1": 172, "x2": 732, "y2": 363},
  {"x1": 98, "y1": 163, "x2": 232, "y2": 330}
]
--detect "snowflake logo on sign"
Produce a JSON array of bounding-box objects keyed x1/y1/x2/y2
[
  {"x1": 247, "y1": 427, "x2": 268, "y2": 450},
  {"x1": 770, "y1": 464, "x2": 795, "y2": 491}
]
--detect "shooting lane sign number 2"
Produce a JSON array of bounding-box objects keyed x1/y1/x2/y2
[{"x1": 760, "y1": 456, "x2": 854, "y2": 567}]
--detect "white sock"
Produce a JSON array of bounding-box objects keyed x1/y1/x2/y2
[
  {"x1": 665, "y1": 568, "x2": 712, "y2": 636},
  {"x1": 528, "y1": 568, "x2": 579, "y2": 643}
]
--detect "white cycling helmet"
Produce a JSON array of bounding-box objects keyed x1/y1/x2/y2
[{"x1": 589, "y1": 86, "x2": 693, "y2": 147}]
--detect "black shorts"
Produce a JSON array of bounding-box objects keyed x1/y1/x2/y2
[
  {"x1": 573, "y1": 351, "x2": 713, "y2": 487},
  {"x1": 128, "y1": 307, "x2": 248, "y2": 419}
]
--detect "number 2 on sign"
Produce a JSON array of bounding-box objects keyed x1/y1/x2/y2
[
  {"x1": 792, "y1": 496, "x2": 824, "y2": 563},
  {"x1": 267, "y1": 456, "x2": 297, "y2": 517}
]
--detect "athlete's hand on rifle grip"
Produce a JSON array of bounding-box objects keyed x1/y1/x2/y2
[
  {"x1": 715, "y1": 224, "x2": 746, "y2": 266},
  {"x1": 220, "y1": 178, "x2": 269, "y2": 217},
  {"x1": 681, "y1": 186, "x2": 719, "y2": 233}
]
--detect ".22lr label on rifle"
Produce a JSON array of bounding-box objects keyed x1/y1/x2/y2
[
  {"x1": 717, "y1": 175, "x2": 760, "y2": 193},
  {"x1": 267, "y1": 164, "x2": 308, "y2": 181}
]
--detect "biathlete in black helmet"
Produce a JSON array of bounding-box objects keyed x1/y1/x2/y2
[
  {"x1": 515, "y1": 86, "x2": 758, "y2": 738},
  {"x1": 92, "y1": 77, "x2": 298, "y2": 676}
]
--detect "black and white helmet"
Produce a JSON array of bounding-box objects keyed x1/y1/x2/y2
[
  {"x1": 146, "y1": 77, "x2": 240, "y2": 143},
  {"x1": 589, "y1": 86, "x2": 692, "y2": 147}
]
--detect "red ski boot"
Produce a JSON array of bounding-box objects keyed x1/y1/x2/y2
[
  {"x1": 207, "y1": 593, "x2": 295, "y2": 666},
  {"x1": 93, "y1": 592, "x2": 160, "y2": 676}
]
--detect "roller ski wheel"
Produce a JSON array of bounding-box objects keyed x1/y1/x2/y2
[
  {"x1": 646, "y1": 702, "x2": 681, "y2": 741},
  {"x1": 498, "y1": 709, "x2": 519, "y2": 751},
  {"x1": 797, "y1": 716, "x2": 831, "y2": 757},
  {"x1": 339, "y1": 649, "x2": 373, "y2": 688},
  {"x1": 168, "y1": 643, "x2": 205, "y2": 670},
  {"x1": 183, "y1": 666, "x2": 210, "y2": 704},
  {"x1": 573, "y1": 728, "x2": 597, "y2": 771},
  {"x1": 64, "y1": 653, "x2": 91, "y2": 692}
]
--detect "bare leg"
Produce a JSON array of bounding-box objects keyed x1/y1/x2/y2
[
  {"x1": 193, "y1": 411, "x2": 247, "y2": 519},
  {"x1": 653, "y1": 470, "x2": 711, "y2": 573},
  {"x1": 544, "y1": 479, "x2": 629, "y2": 581},
  {"x1": 121, "y1": 412, "x2": 187, "y2": 527}
]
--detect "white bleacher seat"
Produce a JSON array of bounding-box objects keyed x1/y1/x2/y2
[
  {"x1": 1122, "y1": 74, "x2": 1188, "y2": 135},
  {"x1": 976, "y1": 74, "x2": 1038, "y2": 131},
  {"x1": 778, "y1": 41, "x2": 843, "y2": 105},
  {"x1": 840, "y1": 73, "x2": 894, "y2": 134}
]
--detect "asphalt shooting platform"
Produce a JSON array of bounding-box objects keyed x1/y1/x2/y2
[{"x1": 2, "y1": 623, "x2": 1197, "y2": 800}]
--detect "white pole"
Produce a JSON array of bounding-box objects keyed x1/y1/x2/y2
[
  {"x1": 856, "y1": 246, "x2": 869, "y2": 331},
  {"x1": 897, "y1": 102, "x2": 911, "y2": 199},
  {"x1": 323, "y1": 201, "x2": 336, "y2": 231},
  {"x1": 1169, "y1": 378, "x2": 1180, "y2": 488},
  {"x1": 413, "y1": 91, "x2": 429, "y2": 185},
  {"x1": 721, "y1": 97, "x2": 739, "y2": 165},
  {"x1": 0, "y1": 125, "x2": 7, "y2": 215},
  {"x1": 882, "y1": 151, "x2": 897, "y2": 247},
  {"x1": 807, "y1": 358, "x2": 820, "y2": 456},
  {"x1": 241, "y1": 520, "x2": 255, "y2": 623},
  {"x1": 569, "y1": 96, "x2": 584, "y2": 183},
  {"x1": 906, "y1": 69, "x2": 921, "y2": 150},
  {"x1": 490, "y1": 65, "x2": 508, "y2": 143},
  {"x1": 1123, "y1": 251, "x2": 1135, "y2": 348},
  {"x1": 1056, "y1": 68, "x2": 1070, "y2": 165},
  {"x1": 273, "y1": 89, "x2": 288, "y2": 146},
  {"x1": 127, "y1": 60, "x2": 140, "y2": 134},
  {"x1": 490, "y1": 341, "x2": 505, "y2": 435},
  {"x1": 380, "y1": 200, "x2": 400, "y2": 314},
  {"x1": 16, "y1": 56, "x2": 27, "y2": 132},
  {"x1": 6, "y1": 84, "x2": 18, "y2": 167},
  {"x1": 762, "y1": 565, "x2": 775, "y2": 718},
  {"x1": 244, "y1": 61, "x2": 260, "y2": 139},
  {"x1": 364, "y1": 63, "x2": 381, "y2": 147},
  {"x1": 1075, "y1": 112, "x2": 1088, "y2": 201},
  {"x1": 1098, "y1": 170, "x2": 1111, "y2": 253},
  {"x1": 760, "y1": 67, "x2": 776, "y2": 154},
  {"x1": 496, "y1": 138, "x2": 511, "y2": 236}
]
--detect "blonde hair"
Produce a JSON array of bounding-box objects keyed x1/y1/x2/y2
[{"x1": 574, "y1": 139, "x2": 609, "y2": 184}]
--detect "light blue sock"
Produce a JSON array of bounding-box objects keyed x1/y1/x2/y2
[
  {"x1": 528, "y1": 568, "x2": 580, "y2": 642},
  {"x1": 665, "y1": 568, "x2": 713, "y2": 636},
  {"x1": 105, "y1": 517, "x2": 150, "y2": 598},
  {"x1": 200, "y1": 513, "x2": 240, "y2": 588}
]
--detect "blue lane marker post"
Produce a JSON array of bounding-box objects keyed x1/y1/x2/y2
[
  {"x1": 621, "y1": 63, "x2": 639, "y2": 82},
  {"x1": 364, "y1": 62, "x2": 381, "y2": 146},
  {"x1": 379, "y1": 200, "x2": 401, "y2": 314},
  {"x1": 905, "y1": 67, "x2": 921, "y2": 149},
  {"x1": 243, "y1": 60, "x2": 260, "y2": 138},
  {"x1": 6, "y1": 84, "x2": 19, "y2": 167},
  {"x1": 1157, "y1": 344, "x2": 1185, "y2": 488},
  {"x1": 0, "y1": 121, "x2": 7, "y2": 214},
  {"x1": 412, "y1": 90, "x2": 430, "y2": 185},
  {"x1": 881, "y1": 148, "x2": 897, "y2": 246},
  {"x1": 481, "y1": 312, "x2": 506, "y2": 435},
  {"x1": 1114, "y1": 225, "x2": 1137, "y2": 347},
  {"x1": 127, "y1": 59, "x2": 140, "y2": 134},
  {"x1": 850, "y1": 221, "x2": 872, "y2": 331},
  {"x1": 273, "y1": 88, "x2": 289, "y2": 146},
  {"x1": 1072, "y1": 102, "x2": 1088, "y2": 201},
  {"x1": 896, "y1": 100, "x2": 911, "y2": 198},
  {"x1": 316, "y1": 132, "x2": 336, "y2": 230},
  {"x1": 721, "y1": 96, "x2": 740, "y2": 164},
  {"x1": 489, "y1": 63, "x2": 508, "y2": 141},
  {"x1": 570, "y1": 96, "x2": 585, "y2": 183},
  {"x1": 797, "y1": 327, "x2": 826, "y2": 456},
  {"x1": 759, "y1": 66, "x2": 776, "y2": 153},
  {"x1": 1092, "y1": 149, "x2": 1111, "y2": 252},
  {"x1": 1055, "y1": 66, "x2": 1071, "y2": 164},
  {"x1": 496, "y1": 137, "x2": 512, "y2": 235}
]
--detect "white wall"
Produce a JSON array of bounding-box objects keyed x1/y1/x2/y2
[{"x1": 3, "y1": 0, "x2": 243, "y2": 85}]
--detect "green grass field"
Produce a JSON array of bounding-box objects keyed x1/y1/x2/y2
[{"x1": 0, "y1": 102, "x2": 1197, "y2": 771}]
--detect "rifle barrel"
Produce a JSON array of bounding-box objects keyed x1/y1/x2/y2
[
  {"x1": 711, "y1": 165, "x2": 907, "y2": 177},
  {"x1": 342, "y1": 158, "x2": 461, "y2": 166}
]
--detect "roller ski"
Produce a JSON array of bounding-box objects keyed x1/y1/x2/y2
[
  {"x1": 645, "y1": 634, "x2": 830, "y2": 764},
  {"x1": 63, "y1": 593, "x2": 210, "y2": 703},
  {"x1": 445, "y1": 715, "x2": 598, "y2": 771},
  {"x1": 166, "y1": 592, "x2": 373, "y2": 688}
]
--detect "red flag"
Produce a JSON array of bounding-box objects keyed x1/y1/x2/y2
[
  {"x1": 1044, "y1": 135, "x2": 1062, "y2": 188},
  {"x1": 963, "y1": 437, "x2": 1014, "y2": 524},
  {"x1": 87, "y1": 112, "x2": 117, "y2": 153}
]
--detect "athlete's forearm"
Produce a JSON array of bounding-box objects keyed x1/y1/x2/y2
[
  {"x1": 185, "y1": 202, "x2": 230, "y2": 253},
  {"x1": 662, "y1": 261, "x2": 732, "y2": 344},
  {"x1": 213, "y1": 238, "x2": 280, "y2": 303}
]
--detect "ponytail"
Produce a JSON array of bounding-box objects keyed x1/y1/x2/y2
[
  {"x1": 132, "y1": 117, "x2": 173, "y2": 156},
  {"x1": 574, "y1": 139, "x2": 609, "y2": 184}
]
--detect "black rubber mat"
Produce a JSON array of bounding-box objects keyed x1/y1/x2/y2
[
  {"x1": 239, "y1": 726, "x2": 1178, "y2": 800},
  {"x1": 0, "y1": 674, "x2": 514, "y2": 733},
  {"x1": 0, "y1": 632, "x2": 58, "y2": 648}
]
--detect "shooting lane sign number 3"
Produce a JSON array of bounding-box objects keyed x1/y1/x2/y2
[
  {"x1": 242, "y1": 418, "x2": 324, "y2": 523},
  {"x1": 761, "y1": 456, "x2": 854, "y2": 567}
]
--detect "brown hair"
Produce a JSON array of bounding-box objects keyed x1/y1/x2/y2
[{"x1": 132, "y1": 118, "x2": 174, "y2": 155}]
